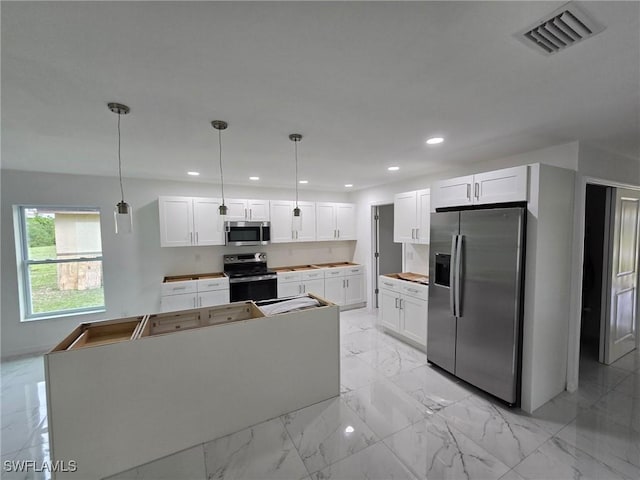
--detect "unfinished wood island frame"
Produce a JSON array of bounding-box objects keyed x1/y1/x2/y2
[{"x1": 45, "y1": 297, "x2": 340, "y2": 479}]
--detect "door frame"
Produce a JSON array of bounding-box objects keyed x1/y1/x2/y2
[
  {"x1": 567, "y1": 176, "x2": 640, "y2": 391},
  {"x1": 370, "y1": 202, "x2": 403, "y2": 309}
]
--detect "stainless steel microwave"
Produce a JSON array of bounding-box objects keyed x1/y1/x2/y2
[{"x1": 225, "y1": 221, "x2": 271, "y2": 246}]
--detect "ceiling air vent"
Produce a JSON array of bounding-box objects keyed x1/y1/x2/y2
[{"x1": 516, "y1": 2, "x2": 605, "y2": 55}]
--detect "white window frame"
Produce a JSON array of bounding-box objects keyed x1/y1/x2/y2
[{"x1": 17, "y1": 205, "x2": 106, "y2": 320}]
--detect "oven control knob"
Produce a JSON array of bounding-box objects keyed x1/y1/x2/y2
[{"x1": 257, "y1": 253, "x2": 266, "y2": 261}]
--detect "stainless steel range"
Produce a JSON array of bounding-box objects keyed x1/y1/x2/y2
[{"x1": 223, "y1": 252, "x2": 277, "y2": 302}]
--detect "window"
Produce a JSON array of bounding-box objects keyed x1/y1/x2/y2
[{"x1": 17, "y1": 206, "x2": 105, "y2": 320}]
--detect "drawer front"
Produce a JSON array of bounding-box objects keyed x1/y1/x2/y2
[
  {"x1": 401, "y1": 283, "x2": 428, "y2": 300},
  {"x1": 196, "y1": 278, "x2": 229, "y2": 292},
  {"x1": 150, "y1": 312, "x2": 201, "y2": 334},
  {"x1": 302, "y1": 270, "x2": 325, "y2": 280},
  {"x1": 324, "y1": 268, "x2": 345, "y2": 278},
  {"x1": 277, "y1": 271, "x2": 302, "y2": 282},
  {"x1": 344, "y1": 266, "x2": 363, "y2": 276},
  {"x1": 161, "y1": 280, "x2": 197, "y2": 296},
  {"x1": 379, "y1": 276, "x2": 400, "y2": 293}
]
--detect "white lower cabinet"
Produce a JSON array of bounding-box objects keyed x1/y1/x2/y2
[
  {"x1": 379, "y1": 276, "x2": 428, "y2": 348},
  {"x1": 323, "y1": 266, "x2": 365, "y2": 307},
  {"x1": 161, "y1": 277, "x2": 229, "y2": 312},
  {"x1": 277, "y1": 270, "x2": 326, "y2": 299}
]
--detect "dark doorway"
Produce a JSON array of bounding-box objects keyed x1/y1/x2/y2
[{"x1": 373, "y1": 204, "x2": 402, "y2": 307}]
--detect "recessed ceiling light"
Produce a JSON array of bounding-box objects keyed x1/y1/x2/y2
[
  {"x1": 388, "y1": 166, "x2": 400, "y2": 171},
  {"x1": 426, "y1": 137, "x2": 444, "y2": 145},
  {"x1": 345, "y1": 184, "x2": 353, "y2": 188},
  {"x1": 249, "y1": 176, "x2": 260, "y2": 181},
  {"x1": 345, "y1": 426, "x2": 355, "y2": 434},
  {"x1": 187, "y1": 171, "x2": 200, "y2": 176},
  {"x1": 299, "y1": 180, "x2": 308, "y2": 184}
]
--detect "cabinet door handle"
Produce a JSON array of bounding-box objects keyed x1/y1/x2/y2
[
  {"x1": 195, "y1": 232, "x2": 199, "y2": 244},
  {"x1": 249, "y1": 208, "x2": 253, "y2": 220},
  {"x1": 296, "y1": 231, "x2": 299, "y2": 239},
  {"x1": 474, "y1": 182, "x2": 479, "y2": 199},
  {"x1": 346, "y1": 279, "x2": 349, "y2": 287},
  {"x1": 415, "y1": 228, "x2": 419, "y2": 240},
  {"x1": 399, "y1": 298, "x2": 404, "y2": 310},
  {"x1": 190, "y1": 232, "x2": 193, "y2": 244},
  {"x1": 193, "y1": 297, "x2": 197, "y2": 308},
  {"x1": 244, "y1": 208, "x2": 247, "y2": 219},
  {"x1": 395, "y1": 297, "x2": 399, "y2": 308},
  {"x1": 303, "y1": 284, "x2": 306, "y2": 293},
  {"x1": 466, "y1": 184, "x2": 471, "y2": 200}
]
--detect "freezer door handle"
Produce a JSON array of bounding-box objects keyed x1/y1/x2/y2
[
  {"x1": 450, "y1": 235, "x2": 457, "y2": 317},
  {"x1": 455, "y1": 234, "x2": 463, "y2": 317}
]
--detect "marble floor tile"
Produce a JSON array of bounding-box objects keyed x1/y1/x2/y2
[
  {"x1": 313, "y1": 442, "x2": 416, "y2": 480},
  {"x1": 524, "y1": 392, "x2": 584, "y2": 435},
  {"x1": 498, "y1": 470, "x2": 526, "y2": 480},
  {"x1": 357, "y1": 343, "x2": 427, "y2": 378},
  {"x1": 342, "y1": 378, "x2": 429, "y2": 439},
  {"x1": 562, "y1": 379, "x2": 610, "y2": 408},
  {"x1": 390, "y1": 364, "x2": 471, "y2": 413},
  {"x1": 1, "y1": 381, "x2": 48, "y2": 417},
  {"x1": 579, "y1": 361, "x2": 631, "y2": 389},
  {"x1": 203, "y1": 417, "x2": 308, "y2": 480},
  {"x1": 589, "y1": 389, "x2": 640, "y2": 432},
  {"x1": 1, "y1": 409, "x2": 44, "y2": 456},
  {"x1": 340, "y1": 355, "x2": 384, "y2": 391},
  {"x1": 340, "y1": 330, "x2": 390, "y2": 357},
  {"x1": 438, "y1": 395, "x2": 552, "y2": 468},
  {"x1": 384, "y1": 416, "x2": 510, "y2": 480},
  {"x1": 106, "y1": 444, "x2": 206, "y2": 480},
  {"x1": 611, "y1": 350, "x2": 640, "y2": 373},
  {"x1": 614, "y1": 372, "x2": 640, "y2": 399},
  {"x1": 282, "y1": 397, "x2": 377, "y2": 474},
  {"x1": 514, "y1": 436, "x2": 632, "y2": 480},
  {"x1": 556, "y1": 410, "x2": 640, "y2": 478}
]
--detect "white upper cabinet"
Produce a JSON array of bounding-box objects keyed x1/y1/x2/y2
[
  {"x1": 270, "y1": 201, "x2": 316, "y2": 243},
  {"x1": 316, "y1": 202, "x2": 356, "y2": 241},
  {"x1": 432, "y1": 166, "x2": 527, "y2": 209},
  {"x1": 159, "y1": 196, "x2": 225, "y2": 247},
  {"x1": 225, "y1": 198, "x2": 270, "y2": 221},
  {"x1": 393, "y1": 189, "x2": 430, "y2": 244}
]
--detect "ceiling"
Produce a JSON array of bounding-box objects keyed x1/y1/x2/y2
[{"x1": 2, "y1": 1, "x2": 639, "y2": 192}]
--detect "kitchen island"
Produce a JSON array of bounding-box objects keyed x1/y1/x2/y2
[{"x1": 45, "y1": 296, "x2": 340, "y2": 479}]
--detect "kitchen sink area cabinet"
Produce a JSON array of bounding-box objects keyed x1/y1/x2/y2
[
  {"x1": 225, "y1": 198, "x2": 270, "y2": 221},
  {"x1": 316, "y1": 202, "x2": 356, "y2": 241},
  {"x1": 270, "y1": 200, "x2": 316, "y2": 243},
  {"x1": 322, "y1": 265, "x2": 365, "y2": 308},
  {"x1": 432, "y1": 165, "x2": 527, "y2": 209},
  {"x1": 158, "y1": 196, "x2": 225, "y2": 247},
  {"x1": 379, "y1": 274, "x2": 428, "y2": 349},
  {"x1": 393, "y1": 188, "x2": 430, "y2": 244}
]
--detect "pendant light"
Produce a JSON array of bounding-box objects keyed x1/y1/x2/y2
[
  {"x1": 212, "y1": 120, "x2": 229, "y2": 217},
  {"x1": 108, "y1": 102, "x2": 133, "y2": 235},
  {"x1": 289, "y1": 133, "x2": 303, "y2": 229}
]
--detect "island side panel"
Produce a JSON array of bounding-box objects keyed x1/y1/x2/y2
[{"x1": 46, "y1": 305, "x2": 340, "y2": 479}]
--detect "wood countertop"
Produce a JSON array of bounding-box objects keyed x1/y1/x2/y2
[
  {"x1": 382, "y1": 272, "x2": 429, "y2": 285},
  {"x1": 163, "y1": 272, "x2": 227, "y2": 282}
]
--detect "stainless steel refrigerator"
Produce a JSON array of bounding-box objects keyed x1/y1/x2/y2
[{"x1": 428, "y1": 206, "x2": 526, "y2": 405}]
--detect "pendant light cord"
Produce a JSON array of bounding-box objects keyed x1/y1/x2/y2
[
  {"x1": 117, "y1": 113, "x2": 125, "y2": 203},
  {"x1": 218, "y1": 129, "x2": 225, "y2": 203},
  {"x1": 294, "y1": 139, "x2": 299, "y2": 208}
]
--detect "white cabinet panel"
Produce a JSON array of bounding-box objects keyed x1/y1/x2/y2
[
  {"x1": 345, "y1": 274, "x2": 364, "y2": 305},
  {"x1": 400, "y1": 295, "x2": 428, "y2": 345},
  {"x1": 193, "y1": 197, "x2": 225, "y2": 246},
  {"x1": 270, "y1": 201, "x2": 316, "y2": 243},
  {"x1": 316, "y1": 202, "x2": 356, "y2": 241},
  {"x1": 277, "y1": 282, "x2": 301, "y2": 298},
  {"x1": 474, "y1": 166, "x2": 528, "y2": 204},
  {"x1": 159, "y1": 196, "x2": 194, "y2": 247},
  {"x1": 393, "y1": 189, "x2": 430, "y2": 244},
  {"x1": 160, "y1": 293, "x2": 197, "y2": 312},
  {"x1": 432, "y1": 166, "x2": 527, "y2": 209},
  {"x1": 380, "y1": 289, "x2": 400, "y2": 331},
  {"x1": 226, "y1": 199, "x2": 271, "y2": 221},
  {"x1": 303, "y1": 278, "x2": 325, "y2": 298},
  {"x1": 324, "y1": 277, "x2": 346, "y2": 305},
  {"x1": 198, "y1": 290, "x2": 229, "y2": 308},
  {"x1": 394, "y1": 191, "x2": 417, "y2": 243},
  {"x1": 159, "y1": 196, "x2": 224, "y2": 247}
]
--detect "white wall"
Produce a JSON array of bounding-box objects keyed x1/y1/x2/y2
[
  {"x1": 350, "y1": 141, "x2": 580, "y2": 308},
  {"x1": 1, "y1": 170, "x2": 351, "y2": 358},
  {"x1": 566, "y1": 145, "x2": 640, "y2": 391}
]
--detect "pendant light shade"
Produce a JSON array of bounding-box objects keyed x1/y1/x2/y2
[
  {"x1": 109, "y1": 102, "x2": 133, "y2": 235},
  {"x1": 212, "y1": 120, "x2": 228, "y2": 217},
  {"x1": 290, "y1": 134, "x2": 303, "y2": 224}
]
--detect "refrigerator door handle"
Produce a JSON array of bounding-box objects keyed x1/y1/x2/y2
[
  {"x1": 450, "y1": 235, "x2": 457, "y2": 317},
  {"x1": 455, "y1": 234, "x2": 463, "y2": 317}
]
